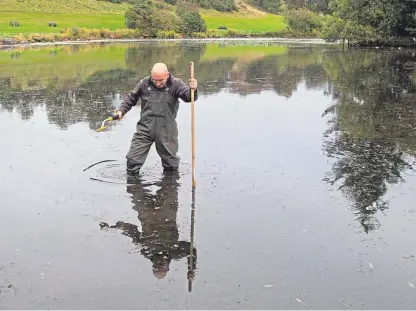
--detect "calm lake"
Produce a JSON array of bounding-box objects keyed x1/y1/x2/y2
[{"x1": 0, "y1": 41, "x2": 416, "y2": 309}]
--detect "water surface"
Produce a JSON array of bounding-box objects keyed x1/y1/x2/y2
[{"x1": 1, "y1": 42, "x2": 416, "y2": 309}]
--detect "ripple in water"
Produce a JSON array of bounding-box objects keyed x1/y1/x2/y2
[{"x1": 84, "y1": 160, "x2": 164, "y2": 185}]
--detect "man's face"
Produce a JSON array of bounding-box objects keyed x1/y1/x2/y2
[{"x1": 151, "y1": 70, "x2": 169, "y2": 88}]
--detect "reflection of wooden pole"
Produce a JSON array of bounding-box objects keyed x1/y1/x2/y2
[
  {"x1": 187, "y1": 188, "x2": 196, "y2": 292},
  {"x1": 190, "y1": 61, "x2": 196, "y2": 189},
  {"x1": 188, "y1": 61, "x2": 196, "y2": 292}
]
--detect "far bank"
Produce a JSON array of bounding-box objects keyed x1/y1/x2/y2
[{"x1": 0, "y1": 37, "x2": 339, "y2": 49}]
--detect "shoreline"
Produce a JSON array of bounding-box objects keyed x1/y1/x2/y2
[{"x1": 0, "y1": 37, "x2": 338, "y2": 48}]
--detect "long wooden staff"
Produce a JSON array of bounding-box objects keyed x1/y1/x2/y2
[{"x1": 190, "y1": 61, "x2": 196, "y2": 188}]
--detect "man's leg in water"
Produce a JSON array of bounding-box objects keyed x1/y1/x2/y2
[
  {"x1": 126, "y1": 129, "x2": 153, "y2": 175},
  {"x1": 154, "y1": 117, "x2": 179, "y2": 171},
  {"x1": 155, "y1": 130, "x2": 179, "y2": 171}
]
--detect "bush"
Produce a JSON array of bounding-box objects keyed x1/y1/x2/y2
[
  {"x1": 89, "y1": 29, "x2": 101, "y2": 38},
  {"x1": 194, "y1": 0, "x2": 236, "y2": 11},
  {"x1": 321, "y1": 15, "x2": 344, "y2": 42},
  {"x1": 320, "y1": 15, "x2": 379, "y2": 44},
  {"x1": 13, "y1": 33, "x2": 26, "y2": 42},
  {"x1": 157, "y1": 30, "x2": 182, "y2": 38},
  {"x1": 155, "y1": 1, "x2": 174, "y2": 10},
  {"x1": 125, "y1": 0, "x2": 157, "y2": 36},
  {"x1": 283, "y1": 9, "x2": 322, "y2": 35},
  {"x1": 71, "y1": 27, "x2": 80, "y2": 37},
  {"x1": 190, "y1": 31, "x2": 207, "y2": 38},
  {"x1": 98, "y1": 0, "x2": 127, "y2": 3},
  {"x1": 258, "y1": 0, "x2": 287, "y2": 13},
  {"x1": 175, "y1": 0, "x2": 198, "y2": 16},
  {"x1": 154, "y1": 10, "x2": 182, "y2": 33},
  {"x1": 100, "y1": 28, "x2": 112, "y2": 38},
  {"x1": 181, "y1": 11, "x2": 207, "y2": 35},
  {"x1": 164, "y1": 0, "x2": 176, "y2": 4},
  {"x1": 261, "y1": 31, "x2": 285, "y2": 37},
  {"x1": 12, "y1": 28, "x2": 141, "y2": 43},
  {"x1": 206, "y1": 29, "x2": 225, "y2": 37},
  {"x1": 225, "y1": 28, "x2": 242, "y2": 37}
]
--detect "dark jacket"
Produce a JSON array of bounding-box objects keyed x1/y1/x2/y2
[{"x1": 118, "y1": 75, "x2": 198, "y2": 116}]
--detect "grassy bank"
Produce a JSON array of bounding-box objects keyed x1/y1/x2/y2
[
  {"x1": 2, "y1": 26, "x2": 318, "y2": 44},
  {"x1": 1, "y1": 11, "x2": 287, "y2": 37},
  {"x1": 0, "y1": 0, "x2": 291, "y2": 39},
  {"x1": 203, "y1": 14, "x2": 286, "y2": 34}
]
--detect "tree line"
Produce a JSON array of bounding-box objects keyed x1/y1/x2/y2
[
  {"x1": 254, "y1": 0, "x2": 415, "y2": 44},
  {"x1": 120, "y1": 0, "x2": 416, "y2": 44}
]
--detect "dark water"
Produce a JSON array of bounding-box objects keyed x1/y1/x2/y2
[{"x1": 1, "y1": 42, "x2": 416, "y2": 309}]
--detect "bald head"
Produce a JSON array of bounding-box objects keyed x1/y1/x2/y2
[
  {"x1": 152, "y1": 63, "x2": 168, "y2": 74},
  {"x1": 151, "y1": 63, "x2": 169, "y2": 88},
  {"x1": 153, "y1": 268, "x2": 168, "y2": 279}
]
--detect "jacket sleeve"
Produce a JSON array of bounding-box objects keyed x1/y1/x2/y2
[
  {"x1": 173, "y1": 78, "x2": 199, "y2": 103},
  {"x1": 118, "y1": 79, "x2": 144, "y2": 115}
]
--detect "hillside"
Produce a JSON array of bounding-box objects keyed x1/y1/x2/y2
[
  {"x1": 0, "y1": 0, "x2": 287, "y2": 37},
  {"x1": 0, "y1": 0, "x2": 129, "y2": 14},
  {"x1": 0, "y1": 0, "x2": 129, "y2": 35}
]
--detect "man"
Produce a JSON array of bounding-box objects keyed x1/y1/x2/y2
[{"x1": 115, "y1": 63, "x2": 198, "y2": 175}]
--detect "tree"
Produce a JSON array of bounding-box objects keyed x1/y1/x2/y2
[
  {"x1": 180, "y1": 11, "x2": 207, "y2": 35},
  {"x1": 283, "y1": 8, "x2": 323, "y2": 35},
  {"x1": 400, "y1": 0, "x2": 416, "y2": 36},
  {"x1": 125, "y1": 0, "x2": 157, "y2": 36},
  {"x1": 254, "y1": 0, "x2": 286, "y2": 13},
  {"x1": 321, "y1": 15, "x2": 344, "y2": 42},
  {"x1": 310, "y1": 0, "x2": 330, "y2": 13},
  {"x1": 327, "y1": 0, "x2": 409, "y2": 40},
  {"x1": 195, "y1": 0, "x2": 237, "y2": 11}
]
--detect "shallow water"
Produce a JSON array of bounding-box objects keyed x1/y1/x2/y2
[{"x1": 1, "y1": 42, "x2": 416, "y2": 309}]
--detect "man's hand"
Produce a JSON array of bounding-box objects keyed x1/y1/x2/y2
[
  {"x1": 189, "y1": 78, "x2": 197, "y2": 90},
  {"x1": 114, "y1": 110, "x2": 123, "y2": 119}
]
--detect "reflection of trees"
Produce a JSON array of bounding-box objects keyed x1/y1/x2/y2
[
  {"x1": 2, "y1": 43, "x2": 416, "y2": 233},
  {"x1": 322, "y1": 50, "x2": 416, "y2": 232},
  {"x1": 0, "y1": 43, "x2": 331, "y2": 129},
  {"x1": 125, "y1": 43, "x2": 236, "y2": 96},
  {"x1": 0, "y1": 68, "x2": 137, "y2": 130},
  {"x1": 324, "y1": 133, "x2": 412, "y2": 232},
  {"x1": 0, "y1": 77, "x2": 37, "y2": 121},
  {"x1": 44, "y1": 68, "x2": 138, "y2": 130}
]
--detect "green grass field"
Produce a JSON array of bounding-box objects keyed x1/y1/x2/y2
[
  {"x1": 203, "y1": 14, "x2": 286, "y2": 33},
  {"x1": 0, "y1": 0, "x2": 128, "y2": 14},
  {"x1": 0, "y1": 0, "x2": 127, "y2": 36},
  {"x1": 0, "y1": 12, "x2": 125, "y2": 35},
  {"x1": 0, "y1": 0, "x2": 286, "y2": 37}
]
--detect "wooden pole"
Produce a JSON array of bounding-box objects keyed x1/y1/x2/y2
[{"x1": 190, "y1": 61, "x2": 196, "y2": 188}]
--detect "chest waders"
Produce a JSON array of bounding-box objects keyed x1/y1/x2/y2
[{"x1": 126, "y1": 85, "x2": 180, "y2": 175}]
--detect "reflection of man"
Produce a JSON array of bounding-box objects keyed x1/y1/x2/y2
[{"x1": 100, "y1": 171, "x2": 196, "y2": 279}]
